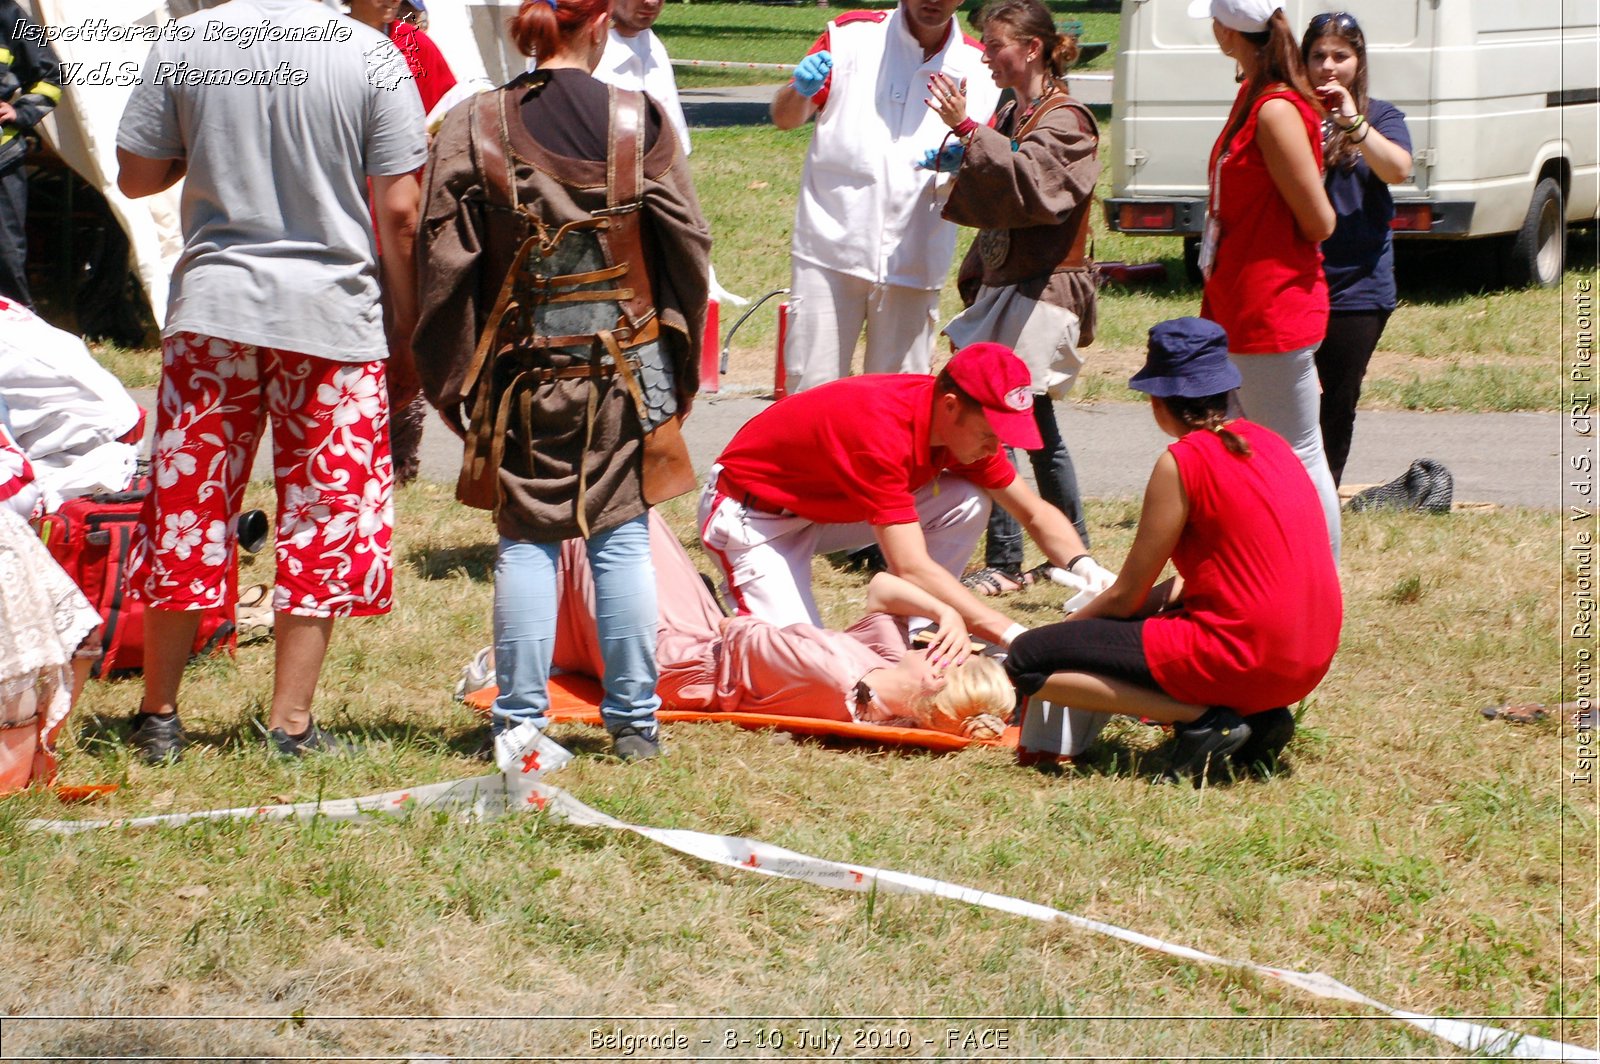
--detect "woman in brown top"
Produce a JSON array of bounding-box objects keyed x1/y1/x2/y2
[
  {"x1": 927, "y1": 0, "x2": 1100, "y2": 596},
  {"x1": 413, "y1": 0, "x2": 710, "y2": 767}
]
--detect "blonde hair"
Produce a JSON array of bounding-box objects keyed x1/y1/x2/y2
[{"x1": 914, "y1": 655, "x2": 1015, "y2": 734}]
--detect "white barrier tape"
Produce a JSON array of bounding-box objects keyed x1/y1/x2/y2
[
  {"x1": 663, "y1": 62, "x2": 1113, "y2": 82},
  {"x1": 28, "y1": 770, "x2": 1596, "y2": 1061},
  {"x1": 24, "y1": 774, "x2": 520, "y2": 834},
  {"x1": 671, "y1": 59, "x2": 797, "y2": 71}
]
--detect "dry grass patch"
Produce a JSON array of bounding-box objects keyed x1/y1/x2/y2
[{"x1": 0, "y1": 487, "x2": 1588, "y2": 1058}]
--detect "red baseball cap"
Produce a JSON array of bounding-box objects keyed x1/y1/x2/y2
[{"x1": 943, "y1": 343, "x2": 1042, "y2": 451}]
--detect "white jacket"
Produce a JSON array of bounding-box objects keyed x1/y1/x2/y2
[
  {"x1": 791, "y1": 6, "x2": 998, "y2": 290},
  {"x1": 592, "y1": 27, "x2": 692, "y2": 156}
]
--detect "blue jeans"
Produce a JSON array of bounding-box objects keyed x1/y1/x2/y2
[
  {"x1": 986, "y1": 397, "x2": 1089, "y2": 571},
  {"x1": 491, "y1": 513, "x2": 660, "y2": 735}
]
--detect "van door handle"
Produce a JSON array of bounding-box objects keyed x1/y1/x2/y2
[{"x1": 1127, "y1": 149, "x2": 1148, "y2": 168}]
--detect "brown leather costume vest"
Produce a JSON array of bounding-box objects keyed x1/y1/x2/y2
[
  {"x1": 969, "y1": 89, "x2": 1099, "y2": 289},
  {"x1": 454, "y1": 80, "x2": 692, "y2": 533}
]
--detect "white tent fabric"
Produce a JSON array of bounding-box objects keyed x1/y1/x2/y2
[{"x1": 18, "y1": 0, "x2": 524, "y2": 326}]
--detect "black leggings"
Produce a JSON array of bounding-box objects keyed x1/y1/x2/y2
[
  {"x1": 1314, "y1": 308, "x2": 1391, "y2": 487},
  {"x1": 1005, "y1": 618, "x2": 1160, "y2": 700}
]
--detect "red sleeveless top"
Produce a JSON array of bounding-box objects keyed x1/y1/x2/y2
[
  {"x1": 1200, "y1": 87, "x2": 1329, "y2": 355},
  {"x1": 1142, "y1": 421, "x2": 1342, "y2": 712}
]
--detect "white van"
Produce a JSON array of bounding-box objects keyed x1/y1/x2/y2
[{"x1": 1105, "y1": 0, "x2": 1599, "y2": 286}]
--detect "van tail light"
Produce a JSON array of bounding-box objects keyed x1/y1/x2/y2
[
  {"x1": 1391, "y1": 204, "x2": 1434, "y2": 231},
  {"x1": 1118, "y1": 203, "x2": 1177, "y2": 230}
]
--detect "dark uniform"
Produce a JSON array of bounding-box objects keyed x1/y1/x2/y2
[{"x1": 0, "y1": 1, "x2": 63, "y2": 308}]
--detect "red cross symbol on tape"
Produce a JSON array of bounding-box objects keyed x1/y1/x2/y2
[
  {"x1": 521, "y1": 750, "x2": 543, "y2": 774},
  {"x1": 392, "y1": 793, "x2": 411, "y2": 806},
  {"x1": 849, "y1": 870, "x2": 865, "y2": 884},
  {"x1": 526, "y1": 793, "x2": 548, "y2": 810},
  {"x1": 743, "y1": 854, "x2": 760, "y2": 868}
]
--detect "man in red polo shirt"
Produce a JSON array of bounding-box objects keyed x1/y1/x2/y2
[{"x1": 700, "y1": 344, "x2": 1113, "y2": 654}]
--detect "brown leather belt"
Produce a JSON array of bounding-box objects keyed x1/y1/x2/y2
[{"x1": 716, "y1": 473, "x2": 789, "y2": 516}]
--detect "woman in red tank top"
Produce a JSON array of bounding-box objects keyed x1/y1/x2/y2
[
  {"x1": 1189, "y1": 0, "x2": 1343, "y2": 563},
  {"x1": 1004, "y1": 318, "x2": 1342, "y2": 784}
]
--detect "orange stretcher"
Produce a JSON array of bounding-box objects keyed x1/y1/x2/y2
[{"x1": 463, "y1": 675, "x2": 1022, "y2": 753}]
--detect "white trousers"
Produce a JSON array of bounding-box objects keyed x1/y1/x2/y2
[
  {"x1": 1229, "y1": 345, "x2": 1343, "y2": 561},
  {"x1": 698, "y1": 469, "x2": 989, "y2": 628},
  {"x1": 784, "y1": 260, "x2": 941, "y2": 394}
]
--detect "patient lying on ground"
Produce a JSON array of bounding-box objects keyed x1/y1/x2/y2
[{"x1": 551, "y1": 512, "x2": 1012, "y2": 738}]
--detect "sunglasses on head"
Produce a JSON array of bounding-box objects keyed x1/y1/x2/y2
[{"x1": 1308, "y1": 11, "x2": 1361, "y2": 34}]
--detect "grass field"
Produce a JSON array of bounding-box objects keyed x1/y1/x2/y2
[
  {"x1": 22, "y1": 5, "x2": 1592, "y2": 1055},
  {"x1": 2, "y1": 479, "x2": 1591, "y2": 1058},
  {"x1": 657, "y1": 1, "x2": 1120, "y2": 88},
  {"x1": 686, "y1": 121, "x2": 1588, "y2": 411}
]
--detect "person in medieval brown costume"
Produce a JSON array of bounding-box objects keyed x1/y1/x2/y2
[
  {"x1": 413, "y1": 0, "x2": 711, "y2": 767},
  {"x1": 926, "y1": 0, "x2": 1101, "y2": 597}
]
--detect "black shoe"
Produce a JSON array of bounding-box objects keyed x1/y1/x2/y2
[
  {"x1": 610, "y1": 724, "x2": 662, "y2": 762},
  {"x1": 266, "y1": 719, "x2": 358, "y2": 759},
  {"x1": 130, "y1": 711, "x2": 188, "y2": 765},
  {"x1": 1162, "y1": 707, "x2": 1251, "y2": 784},
  {"x1": 1230, "y1": 707, "x2": 1296, "y2": 775}
]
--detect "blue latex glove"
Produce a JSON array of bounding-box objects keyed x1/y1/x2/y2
[
  {"x1": 792, "y1": 50, "x2": 833, "y2": 98},
  {"x1": 916, "y1": 143, "x2": 965, "y2": 172}
]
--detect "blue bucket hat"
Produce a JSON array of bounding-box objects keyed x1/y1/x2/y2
[{"x1": 1128, "y1": 317, "x2": 1242, "y2": 399}]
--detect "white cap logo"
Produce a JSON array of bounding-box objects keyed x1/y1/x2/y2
[{"x1": 1003, "y1": 386, "x2": 1031, "y2": 412}]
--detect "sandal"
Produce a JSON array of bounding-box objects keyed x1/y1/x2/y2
[
  {"x1": 961, "y1": 567, "x2": 1025, "y2": 597},
  {"x1": 236, "y1": 583, "x2": 274, "y2": 643},
  {"x1": 1020, "y1": 563, "x2": 1052, "y2": 588}
]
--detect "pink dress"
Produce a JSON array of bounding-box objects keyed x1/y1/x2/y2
[{"x1": 553, "y1": 511, "x2": 910, "y2": 721}]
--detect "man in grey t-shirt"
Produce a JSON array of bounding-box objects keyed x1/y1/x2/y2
[{"x1": 115, "y1": 0, "x2": 426, "y2": 763}]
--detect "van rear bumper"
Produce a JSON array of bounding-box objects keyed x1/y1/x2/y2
[
  {"x1": 1103, "y1": 198, "x2": 1205, "y2": 236},
  {"x1": 1104, "y1": 198, "x2": 1477, "y2": 237},
  {"x1": 1390, "y1": 200, "x2": 1474, "y2": 235}
]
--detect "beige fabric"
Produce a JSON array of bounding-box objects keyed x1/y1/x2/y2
[{"x1": 942, "y1": 284, "x2": 1083, "y2": 398}]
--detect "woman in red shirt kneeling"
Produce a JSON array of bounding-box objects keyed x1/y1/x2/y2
[{"x1": 1004, "y1": 318, "x2": 1342, "y2": 782}]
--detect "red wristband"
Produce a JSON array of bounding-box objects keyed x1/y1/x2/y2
[{"x1": 953, "y1": 117, "x2": 978, "y2": 138}]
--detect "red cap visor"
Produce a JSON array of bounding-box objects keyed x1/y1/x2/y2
[{"x1": 982, "y1": 403, "x2": 1043, "y2": 451}]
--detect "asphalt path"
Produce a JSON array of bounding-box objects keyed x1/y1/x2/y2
[
  {"x1": 677, "y1": 75, "x2": 1113, "y2": 129},
  {"x1": 126, "y1": 390, "x2": 1554, "y2": 510}
]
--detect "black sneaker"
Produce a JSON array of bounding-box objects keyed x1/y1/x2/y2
[
  {"x1": 1162, "y1": 707, "x2": 1251, "y2": 784},
  {"x1": 1230, "y1": 707, "x2": 1296, "y2": 775},
  {"x1": 610, "y1": 724, "x2": 662, "y2": 762},
  {"x1": 130, "y1": 711, "x2": 188, "y2": 765},
  {"x1": 266, "y1": 720, "x2": 358, "y2": 759}
]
